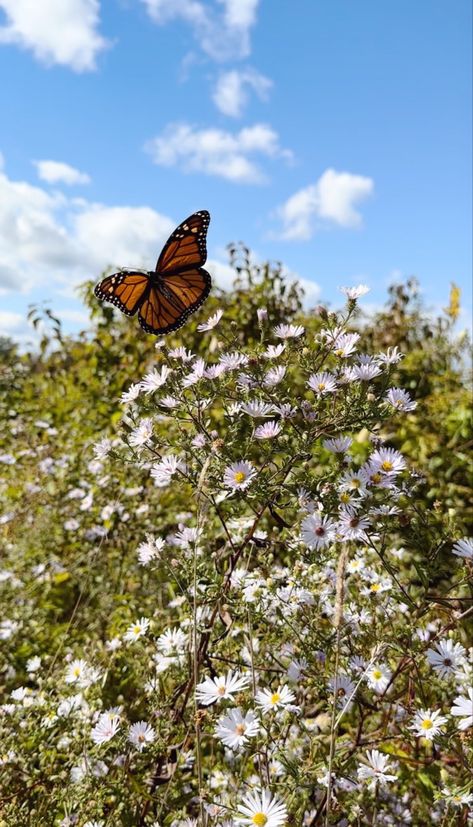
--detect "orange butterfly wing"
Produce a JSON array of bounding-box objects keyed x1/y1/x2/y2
[{"x1": 94, "y1": 271, "x2": 150, "y2": 316}]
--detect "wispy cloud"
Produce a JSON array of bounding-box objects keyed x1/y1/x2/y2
[
  {"x1": 145, "y1": 122, "x2": 292, "y2": 183},
  {"x1": 212, "y1": 68, "x2": 272, "y2": 117},
  {"x1": 0, "y1": 0, "x2": 108, "y2": 71},
  {"x1": 141, "y1": 0, "x2": 260, "y2": 61},
  {"x1": 277, "y1": 169, "x2": 374, "y2": 240},
  {"x1": 34, "y1": 160, "x2": 91, "y2": 186}
]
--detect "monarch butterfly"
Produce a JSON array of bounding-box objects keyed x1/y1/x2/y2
[{"x1": 94, "y1": 210, "x2": 211, "y2": 335}]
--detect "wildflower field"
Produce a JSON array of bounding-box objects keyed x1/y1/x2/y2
[{"x1": 0, "y1": 253, "x2": 472, "y2": 826}]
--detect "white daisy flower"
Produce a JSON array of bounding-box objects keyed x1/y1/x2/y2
[
  {"x1": 441, "y1": 786, "x2": 473, "y2": 807},
  {"x1": 366, "y1": 664, "x2": 391, "y2": 694},
  {"x1": 357, "y1": 749, "x2": 397, "y2": 788},
  {"x1": 333, "y1": 332, "x2": 360, "y2": 357},
  {"x1": 323, "y1": 436, "x2": 352, "y2": 454},
  {"x1": 264, "y1": 366, "x2": 286, "y2": 386},
  {"x1": 339, "y1": 284, "x2": 370, "y2": 299},
  {"x1": 156, "y1": 627, "x2": 188, "y2": 655},
  {"x1": 123, "y1": 617, "x2": 150, "y2": 643},
  {"x1": 223, "y1": 461, "x2": 256, "y2": 491},
  {"x1": 197, "y1": 308, "x2": 223, "y2": 331},
  {"x1": 151, "y1": 455, "x2": 186, "y2": 487},
  {"x1": 196, "y1": 671, "x2": 249, "y2": 706},
  {"x1": 241, "y1": 401, "x2": 275, "y2": 417},
  {"x1": 452, "y1": 537, "x2": 473, "y2": 560},
  {"x1": 91, "y1": 712, "x2": 121, "y2": 745},
  {"x1": 140, "y1": 366, "x2": 172, "y2": 393},
  {"x1": 426, "y1": 639, "x2": 466, "y2": 678},
  {"x1": 273, "y1": 323, "x2": 304, "y2": 339},
  {"x1": 376, "y1": 346, "x2": 403, "y2": 364},
  {"x1": 307, "y1": 371, "x2": 337, "y2": 395},
  {"x1": 337, "y1": 507, "x2": 370, "y2": 542},
  {"x1": 168, "y1": 347, "x2": 195, "y2": 361},
  {"x1": 264, "y1": 344, "x2": 286, "y2": 358},
  {"x1": 256, "y1": 684, "x2": 296, "y2": 714},
  {"x1": 137, "y1": 536, "x2": 165, "y2": 566},
  {"x1": 328, "y1": 673, "x2": 356, "y2": 708},
  {"x1": 159, "y1": 395, "x2": 180, "y2": 409},
  {"x1": 128, "y1": 720, "x2": 156, "y2": 751},
  {"x1": 254, "y1": 420, "x2": 281, "y2": 439},
  {"x1": 410, "y1": 708, "x2": 448, "y2": 740},
  {"x1": 235, "y1": 788, "x2": 287, "y2": 826},
  {"x1": 93, "y1": 437, "x2": 112, "y2": 460},
  {"x1": 352, "y1": 363, "x2": 382, "y2": 381},
  {"x1": 369, "y1": 447, "x2": 406, "y2": 475},
  {"x1": 120, "y1": 382, "x2": 142, "y2": 404},
  {"x1": 300, "y1": 514, "x2": 336, "y2": 550},
  {"x1": 219, "y1": 352, "x2": 249, "y2": 371},
  {"x1": 26, "y1": 656, "x2": 41, "y2": 673},
  {"x1": 65, "y1": 659, "x2": 90, "y2": 686},
  {"x1": 450, "y1": 687, "x2": 473, "y2": 730},
  {"x1": 385, "y1": 387, "x2": 417, "y2": 412},
  {"x1": 215, "y1": 708, "x2": 260, "y2": 750},
  {"x1": 129, "y1": 417, "x2": 153, "y2": 447}
]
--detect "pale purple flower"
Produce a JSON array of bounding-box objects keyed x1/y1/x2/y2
[
  {"x1": 357, "y1": 750, "x2": 397, "y2": 788},
  {"x1": 338, "y1": 507, "x2": 370, "y2": 541},
  {"x1": 196, "y1": 671, "x2": 249, "y2": 706},
  {"x1": 219, "y1": 352, "x2": 249, "y2": 371},
  {"x1": 452, "y1": 538, "x2": 473, "y2": 560},
  {"x1": 307, "y1": 371, "x2": 337, "y2": 395},
  {"x1": 91, "y1": 712, "x2": 121, "y2": 745},
  {"x1": 120, "y1": 382, "x2": 142, "y2": 404},
  {"x1": 215, "y1": 708, "x2": 260, "y2": 750},
  {"x1": 223, "y1": 461, "x2": 256, "y2": 491},
  {"x1": 385, "y1": 387, "x2": 417, "y2": 412},
  {"x1": 427, "y1": 639, "x2": 466, "y2": 678},
  {"x1": 241, "y1": 401, "x2": 274, "y2": 417},
  {"x1": 323, "y1": 436, "x2": 352, "y2": 454},
  {"x1": 369, "y1": 448, "x2": 407, "y2": 475},
  {"x1": 450, "y1": 687, "x2": 473, "y2": 730},
  {"x1": 254, "y1": 420, "x2": 281, "y2": 439},
  {"x1": 376, "y1": 346, "x2": 403, "y2": 364},
  {"x1": 339, "y1": 284, "x2": 370, "y2": 299},
  {"x1": 128, "y1": 721, "x2": 156, "y2": 751},
  {"x1": 351, "y1": 363, "x2": 382, "y2": 381},
  {"x1": 273, "y1": 323, "x2": 304, "y2": 339},
  {"x1": 333, "y1": 332, "x2": 360, "y2": 357},
  {"x1": 151, "y1": 455, "x2": 186, "y2": 487},
  {"x1": 129, "y1": 418, "x2": 153, "y2": 447},
  {"x1": 197, "y1": 308, "x2": 223, "y2": 331},
  {"x1": 264, "y1": 366, "x2": 286, "y2": 386},
  {"x1": 264, "y1": 344, "x2": 286, "y2": 358},
  {"x1": 140, "y1": 366, "x2": 172, "y2": 393},
  {"x1": 300, "y1": 514, "x2": 336, "y2": 550},
  {"x1": 168, "y1": 346, "x2": 195, "y2": 361}
]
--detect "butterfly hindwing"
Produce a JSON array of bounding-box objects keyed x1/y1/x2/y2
[
  {"x1": 94, "y1": 271, "x2": 150, "y2": 316},
  {"x1": 138, "y1": 268, "x2": 211, "y2": 335},
  {"x1": 156, "y1": 210, "x2": 210, "y2": 275}
]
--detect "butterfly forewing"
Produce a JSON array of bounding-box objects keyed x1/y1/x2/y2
[
  {"x1": 94, "y1": 271, "x2": 150, "y2": 316},
  {"x1": 156, "y1": 210, "x2": 210, "y2": 275}
]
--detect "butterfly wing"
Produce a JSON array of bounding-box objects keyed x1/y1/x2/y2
[
  {"x1": 156, "y1": 210, "x2": 210, "y2": 275},
  {"x1": 138, "y1": 268, "x2": 211, "y2": 335},
  {"x1": 94, "y1": 270, "x2": 150, "y2": 316}
]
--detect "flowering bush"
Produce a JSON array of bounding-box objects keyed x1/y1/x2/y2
[{"x1": 0, "y1": 259, "x2": 471, "y2": 826}]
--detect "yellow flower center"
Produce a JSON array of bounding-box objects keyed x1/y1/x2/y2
[
  {"x1": 73, "y1": 667, "x2": 81, "y2": 677},
  {"x1": 350, "y1": 478, "x2": 361, "y2": 488},
  {"x1": 271, "y1": 692, "x2": 281, "y2": 705},
  {"x1": 252, "y1": 814, "x2": 268, "y2": 826},
  {"x1": 372, "y1": 670, "x2": 382, "y2": 680},
  {"x1": 318, "y1": 383, "x2": 326, "y2": 391},
  {"x1": 371, "y1": 472, "x2": 382, "y2": 484},
  {"x1": 370, "y1": 583, "x2": 381, "y2": 592},
  {"x1": 235, "y1": 723, "x2": 246, "y2": 735},
  {"x1": 421, "y1": 718, "x2": 433, "y2": 730},
  {"x1": 217, "y1": 685, "x2": 226, "y2": 696},
  {"x1": 335, "y1": 349, "x2": 344, "y2": 357},
  {"x1": 234, "y1": 471, "x2": 246, "y2": 483},
  {"x1": 381, "y1": 460, "x2": 393, "y2": 471},
  {"x1": 133, "y1": 625, "x2": 141, "y2": 634},
  {"x1": 340, "y1": 492, "x2": 351, "y2": 503}
]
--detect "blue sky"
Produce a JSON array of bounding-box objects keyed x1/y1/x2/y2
[{"x1": 0, "y1": 0, "x2": 471, "y2": 344}]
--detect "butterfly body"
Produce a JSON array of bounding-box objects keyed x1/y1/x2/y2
[{"x1": 94, "y1": 210, "x2": 211, "y2": 335}]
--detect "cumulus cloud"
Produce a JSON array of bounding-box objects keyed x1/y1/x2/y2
[
  {"x1": 212, "y1": 68, "x2": 272, "y2": 117},
  {"x1": 141, "y1": 0, "x2": 260, "y2": 61},
  {"x1": 0, "y1": 161, "x2": 175, "y2": 294},
  {"x1": 277, "y1": 169, "x2": 374, "y2": 241},
  {"x1": 0, "y1": 0, "x2": 108, "y2": 71},
  {"x1": 34, "y1": 160, "x2": 91, "y2": 186},
  {"x1": 146, "y1": 122, "x2": 292, "y2": 183}
]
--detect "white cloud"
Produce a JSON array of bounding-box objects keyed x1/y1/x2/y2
[
  {"x1": 277, "y1": 169, "x2": 374, "y2": 241},
  {"x1": 213, "y1": 68, "x2": 272, "y2": 117},
  {"x1": 34, "y1": 160, "x2": 91, "y2": 186},
  {"x1": 141, "y1": 0, "x2": 260, "y2": 61},
  {"x1": 146, "y1": 122, "x2": 292, "y2": 183},
  {"x1": 0, "y1": 310, "x2": 23, "y2": 330},
  {"x1": 0, "y1": 0, "x2": 108, "y2": 71},
  {"x1": 0, "y1": 162, "x2": 175, "y2": 294}
]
